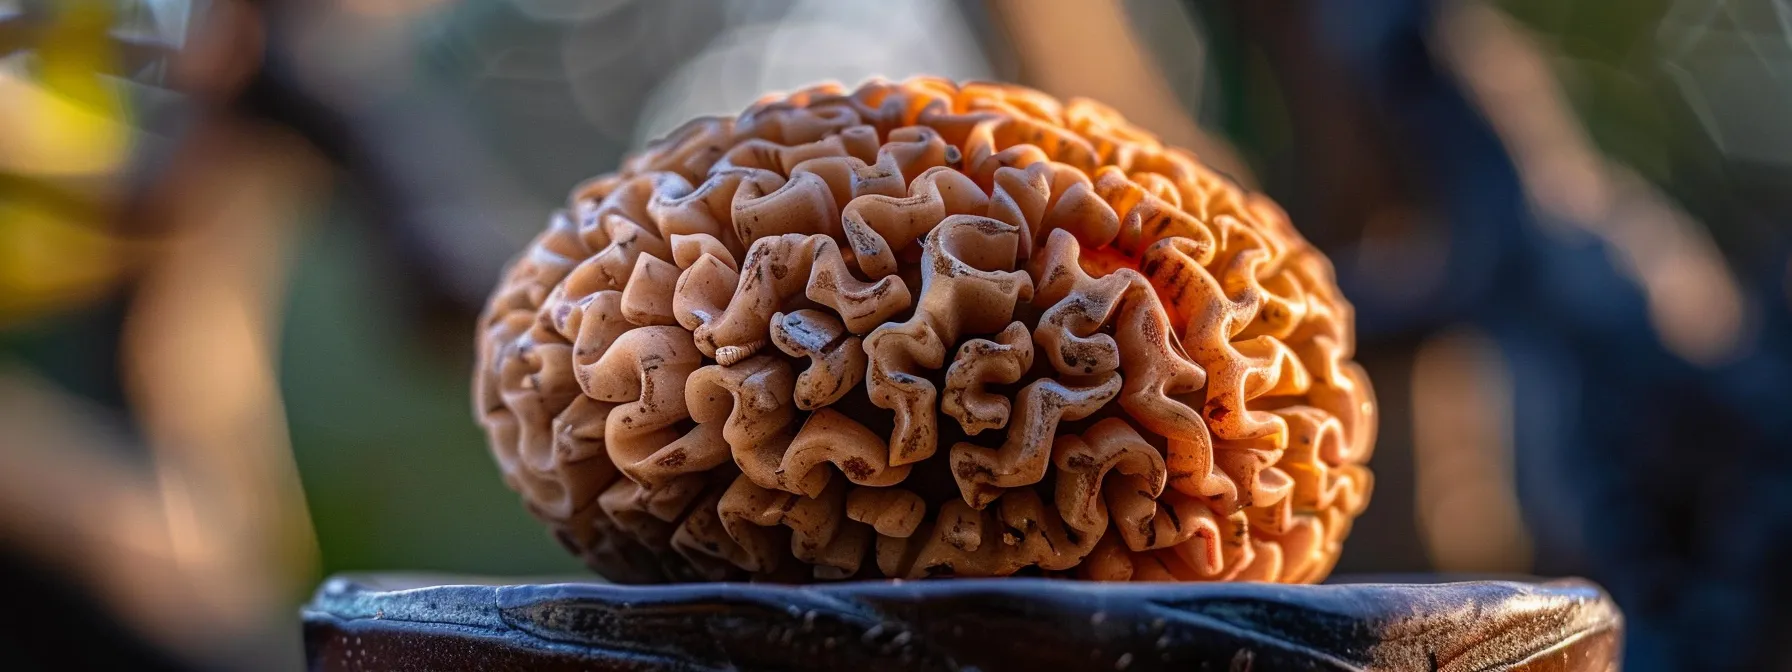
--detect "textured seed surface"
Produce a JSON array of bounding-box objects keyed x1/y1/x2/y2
[{"x1": 474, "y1": 78, "x2": 1375, "y2": 583}]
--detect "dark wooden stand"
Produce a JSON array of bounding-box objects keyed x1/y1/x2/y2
[{"x1": 303, "y1": 575, "x2": 1621, "y2": 671}]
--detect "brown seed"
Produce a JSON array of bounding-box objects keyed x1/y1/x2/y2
[{"x1": 474, "y1": 78, "x2": 1375, "y2": 584}]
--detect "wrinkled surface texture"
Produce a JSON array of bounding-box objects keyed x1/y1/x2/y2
[{"x1": 474, "y1": 79, "x2": 1376, "y2": 583}]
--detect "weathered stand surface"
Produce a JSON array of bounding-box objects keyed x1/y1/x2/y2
[{"x1": 303, "y1": 575, "x2": 1620, "y2": 671}]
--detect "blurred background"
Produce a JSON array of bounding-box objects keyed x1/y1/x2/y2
[{"x1": 2, "y1": 0, "x2": 1789, "y2": 669}]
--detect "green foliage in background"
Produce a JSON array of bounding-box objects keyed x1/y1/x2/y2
[{"x1": 281, "y1": 217, "x2": 580, "y2": 577}]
